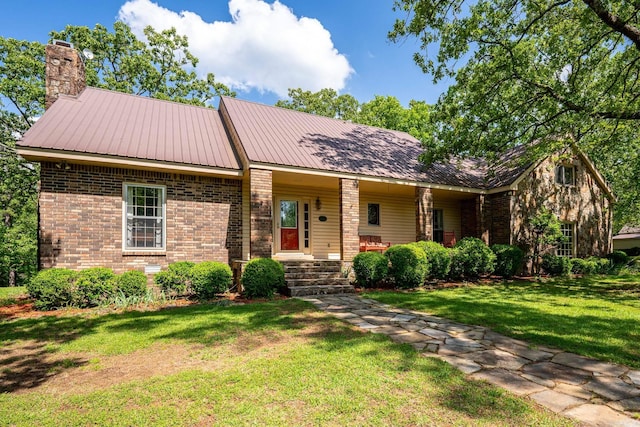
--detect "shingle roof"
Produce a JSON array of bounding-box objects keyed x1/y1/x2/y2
[
  {"x1": 221, "y1": 96, "x2": 529, "y2": 189},
  {"x1": 19, "y1": 87, "x2": 241, "y2": 171}
]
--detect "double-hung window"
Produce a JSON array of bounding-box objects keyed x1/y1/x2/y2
[
  {"x1": 557, "y1": 223, "x2": 574, "y2": 257},
  {"x1": 368, "y1": 203, "x2": 380, "y2": 226},
  {"x1": 123, "y1": 184, "x2": 166, "y2": 250}
]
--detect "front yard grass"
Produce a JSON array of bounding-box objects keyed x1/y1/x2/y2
[
  {"x1": 0, "y1": 299, "x2": 573, "y2": 426},
  {"x1": 364, "y1": 274, "x2": 640, "y2": 368}
]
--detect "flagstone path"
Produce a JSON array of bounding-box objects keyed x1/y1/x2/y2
[{"x1": 300, "y1": 294, "x2": 640, "y2": 427}]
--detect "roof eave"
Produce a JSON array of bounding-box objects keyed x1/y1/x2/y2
[{"x1": 17, "y1": 147, "x2": 244, "y2": 178}]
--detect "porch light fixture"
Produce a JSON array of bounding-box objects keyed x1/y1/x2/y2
[
  {"x1": 315, "y1": 197, "x2": 322, "y2": 210},
  {"x1": 55, "y1": 161, "x2": 71, "y2": 170}
]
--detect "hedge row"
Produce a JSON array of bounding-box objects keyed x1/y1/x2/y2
[
  {"x1": 154, "y1": 261, "x2": 232, "y2": 298},
  {"x1": 353, "y1": 237, "x2": 517, "y2": 289},
  {"x1": 541, "y1": 253, "x2": 623, "y2": 276},
  {"x1": 27, "y1": 267, "x2": 147, "y2": 310}
]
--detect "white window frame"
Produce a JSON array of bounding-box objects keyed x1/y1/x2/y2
[
  {"x1": 122, "y1": 183, "x2": 166, "y2": 251},
  {"x1": 555, "y1": 165, "x2": 576, "y2": 186},
  {"x1": 557, "y1": 222, "x2": 575, "y2": 257}
]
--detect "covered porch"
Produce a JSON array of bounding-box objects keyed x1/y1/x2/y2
[{"x1": 242, "y1": 169, "x2": 489, "y2": 262}]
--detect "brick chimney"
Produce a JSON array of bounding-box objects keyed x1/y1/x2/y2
[{"x1": 45, "y1": 41, "x2": 86, "y2": 110}]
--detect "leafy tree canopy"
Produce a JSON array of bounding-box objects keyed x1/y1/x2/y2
[
  {"x1": 276, "y1": 89, "x2": 432, "y2": 141},
  {"x1": 390, "y1": 0, "x2": 640, "y2": 228}
]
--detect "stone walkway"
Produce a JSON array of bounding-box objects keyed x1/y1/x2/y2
[{"x1": 300, "y1": 294, "x2": 640, "y2": 427}]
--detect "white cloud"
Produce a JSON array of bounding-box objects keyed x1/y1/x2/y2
[{"x1": 118, "y1": 0, "x2": 354, "y2": 97}]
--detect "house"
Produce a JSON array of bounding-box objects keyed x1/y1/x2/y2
[
  {"x1": 613, "y1": 225, "x2": 640, "y2": 252},
  {"x1": 17, "y1": 42, "x2": 614, "y2": 293}
]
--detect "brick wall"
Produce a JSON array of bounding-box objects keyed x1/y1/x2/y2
[
  {"x1": 249, "y1": 169, "x2": 273, "y2": 258},
  {"x1": 460, "y1": 198, "x2": 477, "y2": 238},
  {"x1": 488, "y1": 191, "x2": 513, "y2": 245},
  {"x1": 339, "y1": 178, "x2": 360, "y2": 261},
  {"x1": 39, "y1": 162, "x2": 242, "y2": 272},
  {"x1": 415, "y1": 187, "x2": 433, "y2": 241}
]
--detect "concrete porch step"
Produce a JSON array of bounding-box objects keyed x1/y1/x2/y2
[
  {"x1": 285, "y1": 271, "x2": 344, "y2": 280},
  {"x1": 287, "y1": 284, "x2": 356, "y2": 297},
  {"x1": 286, "y1": 277, "x2": 351, "y2": 287}
]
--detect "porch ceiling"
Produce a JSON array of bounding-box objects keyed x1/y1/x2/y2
[{"x1": 272, "y1": 170, "x2": 338, "y2": 189}]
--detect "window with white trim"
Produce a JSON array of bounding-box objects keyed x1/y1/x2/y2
[
  {"x1": 123, "y1": 184, "x2": 165, "y2": 250},
  {"x1": 555, "y1": 165, "x2": 575, "y2": 186},
  {"x1": 557, "y1": 223, "x2": 574, "y2": 257}
]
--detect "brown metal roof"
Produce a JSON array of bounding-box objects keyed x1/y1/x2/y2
[
  {"x1": 221, "y1": 97, "x2": 528, "y2": 189},
  {"x1": 19, "y1": 87, "x2": 241, "y2": 171}
]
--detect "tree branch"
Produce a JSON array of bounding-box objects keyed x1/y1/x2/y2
[{"x1": 583, "y1": 0, "x2": 640, "y2": 50}]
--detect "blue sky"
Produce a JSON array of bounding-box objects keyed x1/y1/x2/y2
[{"x1": 1, "y1": 0, "x2": 450, "y2": 107}]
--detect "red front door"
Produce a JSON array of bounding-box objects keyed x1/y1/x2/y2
[{"x1": 280, "y1": 200, "x2": 299, "y2": 250}]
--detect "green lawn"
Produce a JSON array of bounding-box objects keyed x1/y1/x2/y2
[
  {"x1": 0, "y1": 299, "x2": 573, "y2": 426},
  {"x1": 364, "y1": 275, "x2": 640, "y2": 368},
  {"x1": 0, "y1": 286, "x2": 26, "y2": 306}
]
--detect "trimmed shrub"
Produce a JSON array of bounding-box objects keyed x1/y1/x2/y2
[
  {"x1": 449, "y1": 237, "x2": 496, "y2": 279},
  {"x1": 353, "y1": 251, "x2": 388, "y2": 288},
  {"x1": 75, "y1": 267, "x2": 117, "y2": 307},
  {"x1": 591, "y1": 257, "x2": 611, "y2": 274},
  {"x1": 541, "y1": 253, "x2": 571, "y2": 276},
  {"x1": 116, "y1": 270, "x2": 148, "y2": 297},
  {"x1": 26, "y1": 268, "x2": 78, "y2": 310},
  {"x1": 570, "y1": 258, "x2": 597, "y2": 275},
  {"x1": 607, "y1": 250, "x2": 629, "y2": 266},
  {"x1": 190, "y1": 261, "x2": 232, "y2": 299},
  {"x1": 411, "y1": 241, "x2": 451, "y2": 280},
  {"x1": 241, "y1": 258, "x2": 285, "y2": 298},
  {"x1": 385, "y1": 244, "x2": 428, "y2": 289},
  {"x1": 154, "y1": 261, "x2": 195, "y2": 295},
  {"x1": 491, "y1": 244, "x2": 525, "y2": 278}
]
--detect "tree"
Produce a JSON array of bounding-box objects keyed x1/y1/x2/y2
[
  {"x1": 276, "y1": 89, "x2": 433, "y2": 141},
  {"x1": 51, "y1": 22, "x2": 235, "y2": 106},
  {"x1": 275, "y1": 88, "x2": 359, "y2": 121},
  {"x1": 0, "y1": 23, "x2": 234, "y2": 285},
  {"x1": 390, "y1": 0, "x2": 640, "y2": 227},
  {"x1": 527, "y1": 208, "x2": 565, "y2": 275}
]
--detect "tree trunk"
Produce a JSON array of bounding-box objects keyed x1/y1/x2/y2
[{"x1": 8, "y1": 269, "x2": 16, "y2": 287}]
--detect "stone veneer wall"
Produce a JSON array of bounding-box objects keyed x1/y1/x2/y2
[
  {"x1": 39, "y1": 162, "x2": 242, "y2": 272},
  {"x1": 510, "y1": 154, "x2": 612, "y2": 257},
  {"x1": 249, "y1": 169, "x2": 273, "y2": 258},
  {"x1": 415, "y1": 187, "x2": 433, "y2": 241},
  {"x1": 339, "y1": 178, "x2": 360, "y2": 261},
  {"x1": 45, "y1": 44, "x2": 86, "y2": 110}
]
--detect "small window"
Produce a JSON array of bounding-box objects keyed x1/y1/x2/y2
[
  {"x1": 555, "y1": 165, "x2": 575, "y2": 186},
  {"x1": 123, "y1": 184, "x2": 166, "y2": 250},
  {"x1": 433, "y1": 209, "x2": 444, "y2": 243},
  {"x1": 557, "y1": 223, "x2": 574, "y2": 257},
  {"x1": 367, "y1": 203, "x2": 380, "y2": 226}
]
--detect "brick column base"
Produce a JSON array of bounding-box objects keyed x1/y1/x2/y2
[
  {"x1": 249, "y1": 169, "x2": 273, "y2": 258},
  {"x1": 415, "y1": 187, "x2": 433, "y2": 241}
]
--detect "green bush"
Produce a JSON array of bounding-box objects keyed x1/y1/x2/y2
[
  {"x1": 491, "y1": 244, "x2": 525, "y2": 278},
  {"x1": 353, "y1": 252, "x2": 389, "y2": 288},
  {"x1": 116, "y1": 270, "x2": 148, "y2": 297},
  {"x1": 241, "y1": 258, "x2": 285, "y2": 298},
  {"x1": 591, "y1": 257, "x2": 611, "y2": 274},
  {"x1": 570, "y1": 258, "x2": 596, "y2": 275},
  {"x1": 385, "y1": 244, "x2": 428, "y2": 289},
  {"x1": 607, "y1": 250, "x2": 629, "y2": 266},
  {"x1": 449, "y1": 237, "x2": 496, "y2": 279},
  {"x1": 154, "y1": 261, "x2": 195, "y2": 295},
  {"x1": 75, "y1": 267, "x2": 117, "y2": 307},
  {"x1": 26, "y1": 268, "x2": 78, "y2": 310},
  {"x1": 411, "y1": 241, "x2": 451, "y2": 280},
  {"x1": 190, "y1": 261, "x2": 232, "y2": 299},
  {"x1": 541, "y1": 253, "x2": 571, "y2": 276}
]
